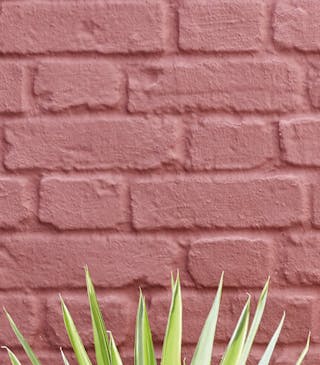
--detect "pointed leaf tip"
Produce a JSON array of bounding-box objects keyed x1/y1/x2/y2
[
  {"x1": 220, "y1": 296, "x2": 251, "y2": 365},
  {"x1": 296, "y1": 332, "x2": 311, "y2": 365},
  {"x1": 258, "y1": 312, "x2": 286, "y2": 365},
  {"x1": 191, "y1": 272, "x2": 223, "y2": 365},
  {"x1": 161, "y1": 273, "x2": 182, "y2": 365},
  {"x1": 4, "y1": 311, "x2": 41, "y2": 365}
]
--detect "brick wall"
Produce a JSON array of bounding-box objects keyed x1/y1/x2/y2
[{"x1": 0, "y1": 0, "x2": 319, "y2": 363}]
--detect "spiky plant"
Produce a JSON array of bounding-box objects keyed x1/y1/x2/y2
[{"x1": 2, "y1": 269, "x2": 311, "y2": 365}]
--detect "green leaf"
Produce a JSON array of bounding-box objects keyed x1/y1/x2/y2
[
  {"x1": 109, "y1": 332, "x2": 123, "y2": 365},
  {"x1": 85, "y1": 267, "x2": 111, "y2": 365},
  {"x1": 161, "y1": 272, "x2": 182, "y2": 365},
  {"x1": 258, "y1": 312, "x2": 286, "y2": 365},
  {"x1": 191, "y1": 273, "x2": 224, "y2": 365},
  {"x1": 4, "y1": 309, "x2": 41, "y2": 365},
  {"x1": 220, "y1": 296, "x2": 250, "y2": 365},
  {"x1": 60, "y1": 348, "x2": 71, "y2": 365},
  {"x1": 60, "y1": 296, "x2": 93, "y2": 365},
  {"x1": 2, "y1": 346, "x2": 22, "y2": 365},
  {"x1": 296, "y1": 332, "x2": 311, "y2": 365},
  {"x1": 239, "y1": 278, "x2": 270, "y2": 364},
  {"x1": 135, "y1": 290, "x2": 157, "y2": 365}
]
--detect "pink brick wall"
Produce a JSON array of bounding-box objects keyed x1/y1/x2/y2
[{"x1": 0, "y1": 0, "x2": 319, "y2": 363}]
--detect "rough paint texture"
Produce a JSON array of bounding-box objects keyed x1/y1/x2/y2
[{"x1": 0, "y1": 0, "x2": 319, "y2": 364}]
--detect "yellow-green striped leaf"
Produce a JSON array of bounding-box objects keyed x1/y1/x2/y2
[
  {"x1": 60, "y1": 296, "x2": 93, "y2": 365},
  {"x1": 258, "y1": 312, "x2": 285, "y2": 365},
  {"x1": 135, "y1": 290, "x2": 156, "y2": 365},
  {"x1": 60, "y1": 348, "x2": 71, "y2": 365},
  {"x1": 161, "y1": 273, "x2": 182, "y2": 365},
  {"x1": 86, "y1": 267, "x2": 111, "y2": 365},
  {"x1": 296, "y1": 332, "x2": 311, "y2": 365},
  {"x1": 220, "y1": 296, "x2": 250, "y2": 365},
  {"x1": 109, "y1": 332, "x2": 123, "y2": 365},
  {"x1": 2, "y1": 346, "x2": 22, "y2": 365},
  {"x1": 4, "y1": 309, "x2": 41, "y2": 365},
  {"x1": 191, "y1": 273, "x2": 224, "y2": 365},
  {"x1": 239, "y1": 278, "x2": 270, "y2": 364}
]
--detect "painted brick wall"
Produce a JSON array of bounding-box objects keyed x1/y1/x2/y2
[{"x1": 0, "y1": 0, "x2": 319, "y2": 363}]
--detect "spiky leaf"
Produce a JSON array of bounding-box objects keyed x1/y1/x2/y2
[
  {"x1": 2, "y1": 346, "x2": 22, "y2": 365},
  {"x1": 86, "y1": 267, "x2": 111, "y2": 365},
  {"x1": 60, "y1": 296, "x2": 93, "y2": 365},
  {"x1": 191, "y1": 273, "x2": 224, "y2": 365},
  {"x1": 135, "y1": 290, "x2": 156, "y2": 365},
  {"x1": 161, "y1": 273, "x2": 182, "y2": 365},
  {"x1": 296, "y1": 333, "x2": 311, "y2": 365},
  {"x1": 239, "y1": 278, "x2": 270, "y2": 364},
  {"x1": 60, "y1": 348, "x2": 71, "y2": 365},
  {"x1": 258, "y1": 312, "x2": 286, "y2": 365},
  {"x1": 109, "y1": 332, "x2": 123, "y2": 365},
  {"x1": 4, "y1": 309, "x2": 41, "y2": 365},
  {"x1": 220, "y1": 296, "x2": 250, "y2": 365}
]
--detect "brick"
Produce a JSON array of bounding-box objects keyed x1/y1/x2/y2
[
  {"x1": 0, "y1": 235, "x2": 182, "y2": 288},
  {"x1": 188, "y1": 239, "x2": 273, "y2": 287},
  {"x1": 187, "y1": 119, "x2": 274, "y2": 170},
  {"x1": 280, "y1": 119, "x2": 320, "y2": 166},
  {"x1": 39, "y1": 177, "x2": 125, "y2": 230},
  {"x1": 4, "y1": 117, "x2": 179, "y2": 171},
  {"x1": 313, "y1": 186, "x2": 320, "y2": 227},
  {"x1": 34, "y1": 62, "x2": 122, "y2": 112},
  {"x1": 0, "y1": 178, "x2": 31, "y2": 228},
  {"x1": 120, "y1": 353, "x2": 134, "y2": 365},
  {"x1": 308, "y1": 66, "x2": 320, "y2": 108},
  {"x1": 179, "y1": 0, "x2": 263, "y2": 52},
  {"x1": 0, "y1": 295, "x2": 38, "y2": 347},
  {"x1": 0, "y1": 2, "x2": 164, "y2": 54},
  {"x1": 0, "y1": 63, "x2": 25, "y2": 113},
  {"x1": 275, "y1": 351, "x2": 319, "y2": 365},
  {"x1": 128, "y1": 61, "x2": 302, "y2": 113},
  {"x1": 279, "y1": 235, "x2": 320, "y2": 285},
  {"x1": 131, "y1": 178, "x2": 304, "y2": 230},
  {"x1": 273, "y1": 0, "x2": 320, "y2": 51},
  {"x1": 257, "y1": 295, "x2": 314, "y2": 344},
  {"x1": 46, "y1": 293, "x2": 133, "y2": 347}
]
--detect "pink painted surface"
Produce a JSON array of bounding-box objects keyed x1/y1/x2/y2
[{"x1": 0, "y1": 0, "x2": 319, "y2": 363}]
